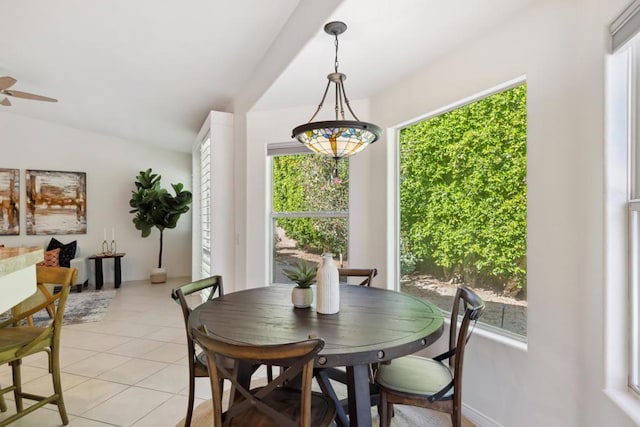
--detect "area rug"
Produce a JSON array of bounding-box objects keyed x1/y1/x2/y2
[
  {"x1": 0, "y1": 290, "x2": 117, "y2": 326},
  {"x1": 177, "y1": 398, "x2": 459, "y2": 427}
]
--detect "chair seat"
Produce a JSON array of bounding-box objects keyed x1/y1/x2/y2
[
  {"x1": 226, "y1": 387, "x2": 335, "y2": 427},
  {"x1": 0, "y1": 326, "x2": 48, "y2": 356},
  {"x1": 376, "y1": 355, "x2": 453, "y2": 398}
]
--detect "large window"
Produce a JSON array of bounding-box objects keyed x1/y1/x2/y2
[
  {"x1": 399, "y1": 83, "x2": 527, "y2": 338},
  {"x1": 610, "y1": 19, "x2": 640, "y2": 395},
  {"x1": 269, "y1": 144, "x2": 349, "y2": 284}
]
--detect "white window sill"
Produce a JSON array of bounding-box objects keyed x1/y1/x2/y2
[
  {"x1": 605, "y1": 388, "x2": 640, "y2": 425},
  {"x1": 442, "y1": 316, "x2": 528, "y2": 351}
]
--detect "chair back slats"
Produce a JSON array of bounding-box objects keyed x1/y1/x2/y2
[
  {"x1": 337, "y1": 268, "x2": 378, "y2": 287},
  {"x1": 447, "y1": 286, "x2": 485, "y2": 369},
  {"x1": 190, "y1": 326, "x2": 324, "y2": 427},
  {"x1": 172, "y1": 275, "x2": 223, "y2": 328},
  {"x1": 170, "y1": 275, "x2": 224, "y2": 427}
]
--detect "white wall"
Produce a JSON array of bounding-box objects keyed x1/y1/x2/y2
[
  {"x1": 367, "y1": 0, "x2": 633, "y2": 426},
  {"x1": 0, "y1": 111, "x2": 192, "y2": 284}
]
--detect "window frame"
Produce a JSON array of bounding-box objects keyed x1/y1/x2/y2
[
  {"x1": 267, "y1": 142, "x2": 349, "y2": 285},
  {"x1": 394, "y1": 76, "x2": 528, "y2": 341}
]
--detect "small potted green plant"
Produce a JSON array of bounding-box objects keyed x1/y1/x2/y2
[{"x1": 283, "y1": 260, "x2": 317, "y2": 308}]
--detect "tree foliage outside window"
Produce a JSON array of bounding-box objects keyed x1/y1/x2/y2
[
  {"x1": 272, "y1": 154, "x2": 349, "y2": 257},
  {"x1": 400, "y1": 84, "x2": 527, "y2": 296}
]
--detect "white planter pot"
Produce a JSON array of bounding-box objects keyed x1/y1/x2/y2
[
  {"x1": 291, "y1": 286, "x2": 313, "y2": 308},
  {"x1": 150, "y1": 267, "x2": 167, "y2": 284}
]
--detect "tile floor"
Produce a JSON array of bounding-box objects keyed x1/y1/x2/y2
[{"x1": 0, "y1": 276, "x2": 220, "y2": 427}]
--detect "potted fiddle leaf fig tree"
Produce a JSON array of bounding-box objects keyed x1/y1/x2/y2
[
  {"x1": 129, "y1": 168, "x2": 192, "y2": 284},
  {"x1": 283, "y1": 260, "x2": 317, "y2": 308}
]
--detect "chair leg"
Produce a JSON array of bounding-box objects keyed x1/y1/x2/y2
[
  {"x1": 184, "y1": 364, "x2": 196, "y2": 427},
  {"x1": 51, "y1": 348, "x2": 69, "y2": 425},
  {"x1": 379, "y1": 391, "x2": 391, "y2": 427},
  {"x1": 451, "y1": 412, "x2": 461, "y2": 427},
  {"x1": 0, "y1": 386, "x2": 6, "y2": 412},
  {"x1": 10, "y1": 360, "x2": 23, "y2": 412}
]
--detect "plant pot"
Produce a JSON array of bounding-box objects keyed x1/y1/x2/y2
[
  {"x1": 150, "y1": 267, "x2": 167, "y2": 284},
  {"x1": 291, "y1": 286, "x2": 313, "y2": 308}
]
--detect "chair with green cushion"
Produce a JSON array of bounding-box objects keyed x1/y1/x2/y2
[
  {"x1": 191, "y1": 326, "x2": 336, "y2": 427},
  {"x1": 171, "y1": 275, "x2": 225, "y2": 427},
  {"x1": 375, "y1": 286, "x2": 485, "y2": 427},
  {"x1": 0, "y1": 266, "x2": 78, "y2": 426}
]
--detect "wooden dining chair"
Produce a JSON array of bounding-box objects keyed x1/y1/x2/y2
[
  {"x1": 375, "y1": 286, "x2": 485, "y2": 427},
  {"x1": 338, "y1": 267, "x2": 378, "y2": 287},
  {"x1": 0, "y1": 266, "x2": 77, "y2": 426},
  {"x1": 190, "y1": 326, "x2": 336, "y2": 427},
  {"x1": 6, "y1": 275, "x2": 62, "y2": 327},
  {"x1": 171, "y1": 275, "x2": 225, "y2": 427}
]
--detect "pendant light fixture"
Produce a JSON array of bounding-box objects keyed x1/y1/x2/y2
[{"x1": 291, "y1": 21, "x2": 382, "y2": 164}]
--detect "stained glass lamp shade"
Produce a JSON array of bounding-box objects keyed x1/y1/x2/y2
[{"x1": 292, "y1": 22, "x2": 382, "y2": 160}]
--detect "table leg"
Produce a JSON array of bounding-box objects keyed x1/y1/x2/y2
[
  {"x1": 114, "y1": 257, "x2": 122, "y2": 288},
  {"x1": 94, "y1": 259, "x2": 104, "y2": 290},
  {"x1": 315, "y1": 369, "x2": 349, "y2": 427},
  {"x1": 346, "y1": 364, "x2": 373, "y2": 427}
]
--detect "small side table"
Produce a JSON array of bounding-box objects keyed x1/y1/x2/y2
[{"x1": 89, "y1": 253, "x2": 125, "y2": 290}]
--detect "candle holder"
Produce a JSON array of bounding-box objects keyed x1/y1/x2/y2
[
  {"x1": 110, "y1": 240, "x2": 117, "y2": 254},
  {"x1": 102, "y1": 240, "x2": 112, "y2": 255}
]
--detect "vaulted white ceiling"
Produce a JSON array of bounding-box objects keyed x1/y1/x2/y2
[{"x1": 0, "y1": 0, "x2": 533, "y2": 153}]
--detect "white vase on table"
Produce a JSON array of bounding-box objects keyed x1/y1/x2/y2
[{"x1": 316, "y1": 253, "x2": 339, "y2": 314}]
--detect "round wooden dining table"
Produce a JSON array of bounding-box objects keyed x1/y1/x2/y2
[{"x1": 188, "y1": 284, "x2": 444, "y2": 427}]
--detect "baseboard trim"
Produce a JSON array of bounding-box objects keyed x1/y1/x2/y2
[{"x1": 463, "y1": 403, "x2": 503, "y2": 427}]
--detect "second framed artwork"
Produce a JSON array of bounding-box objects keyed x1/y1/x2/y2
[
  {"x1": 25, "y1": 170, "x2": 87, "y2": 235},
  {"x1": 0, "y1": 168, "x2": 20, "y2": 235}
]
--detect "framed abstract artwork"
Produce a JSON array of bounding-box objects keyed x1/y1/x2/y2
[
  {"x1": 0, "y1": 168, "x2": 20, "y2": 235},
  {"x1": 26, "y1": 170, "x2": 87, "y2": 235}
]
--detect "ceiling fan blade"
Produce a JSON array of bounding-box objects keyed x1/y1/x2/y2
[
  {"x1": 0, "y1": 97, "x2": 11, "y2": 106},
  {"x1": 0, "y1": 77, "x2": 16, "y2": 90},
  {"x1": 4, "y1": 89, "x2": 57, "y2": 102}
]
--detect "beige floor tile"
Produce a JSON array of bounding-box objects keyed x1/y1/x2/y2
[
  {"x1": 130, "y1": 394, "x2": 204, "y2": 427},
  {"x1": 97, "y1": 358, "x2": 168, "y2": 385},
  {"x1": 23, "y1": 371, "x2": 90, "y2": 395},
  {"x1": 63, "y1": 378, "x2": 129, "y2": 415},
  {"x1": 138, "y1": 342, "x2": 186, "y2": 363},
  {"x1": 61, "y1": 329, "x2": 132, "y2": 352},
  {"x1": 60, "y1": 347, "x2": 100, "y2": 368},
  {"x1": 58, "y1": 416, "x2": 118, "y2": 426},
  {"x1": 75, "y1": 320, "x2": 160, "y2": 338},
  {"x1": 136, "y1": 364, "x2": 188, "y2": 393},
  {"x1": 63, "y1": 353, "x2": 131, "y2": 378},
  {"x1": 106, "y1": 338, "x2": 166, "y2": 358},
  {"x1": 0, "y1": 364, "x2": 48, "y2": 387},
  {"x1": 178, "y1": 376, "x2": 214, "y2": 400},
  {"x1": 18, "y1": 350, "x2": 49, "y2": 368},
  {"x1": 0, "y1": 404, "x2": 76, "y2": 426},
  {"x1": 81, "y1": 386, "x2": 173, "y2": 426},
  {"x1": 144, "y1": 326, "x2": 184, "y2": 343}
]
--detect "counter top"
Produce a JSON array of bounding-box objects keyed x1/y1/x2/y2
[{"x1": 0, "y1": 247, "x2": 44, "y2": 278}]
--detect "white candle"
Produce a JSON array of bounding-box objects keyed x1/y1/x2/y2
[
  {"x1": 112, "y1": 228, "x2": 115, "y2": 241},
  {"x1": 103, "y1": 228, "x2": 106, "y2": 241}
]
